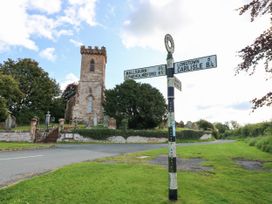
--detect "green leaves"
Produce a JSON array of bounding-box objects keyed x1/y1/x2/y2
[
  {"x1": 0, "y1": 58, "x2": 61, "y2": 124},
  {"x1": 104, "y1": 80, "x2": 166, "y2": 129}
]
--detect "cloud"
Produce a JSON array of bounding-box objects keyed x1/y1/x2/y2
[
  {"x1": 39, "y1": 47, "x2": 56, "y2": 61},
  {"x1": 27, "y1": 0, "x2": 62, "y2": 14},
  {"x1": 70, "y1": 39, "x2": 83, "y2": 47},
  {"x1": 228, "y1": 101, "x2": 252, "y2": 110},
  {"x1": 0, "y1": 0, "x2": 97, "y2": 51},
  {"x1": 60, "y1": 73, "x2": 79, "y2": 91},
  {"x1": 121, "y1": 0, "x2": 185, "y2": 49}
]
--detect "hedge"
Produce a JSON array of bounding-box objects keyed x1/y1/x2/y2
[
  {"x1": 246, "y1": 135, "x2": 272, "y2": 153},
  {"x1": 223, "y1": 122, "x2": 272, "y2": 138},
  {"x1": 74, "y1": 128, "x2": 208, "y2": 140}
]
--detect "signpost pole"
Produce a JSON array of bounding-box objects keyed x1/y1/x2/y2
[
  {"x1": 165, "y1": 34, "x2": 178, "y2": 201},
  {"x1": 124, "y1": 34, "x2": 217, "y2": 202}
]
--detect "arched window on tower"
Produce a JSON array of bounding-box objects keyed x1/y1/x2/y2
[
  {"x1": 90, "y1": 59, "x2": 95, "y2": 72},
  {"x1": 87, "y1": 96, "x2": 93, "y2": 113}
]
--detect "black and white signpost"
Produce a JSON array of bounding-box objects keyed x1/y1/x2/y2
[{"x1": 124, "y1": 34, "x2": 217, "y2": 201}]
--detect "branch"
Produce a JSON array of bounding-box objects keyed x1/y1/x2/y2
[
  {"x1": 238, "y1": 0, "x2": 272, "y2": 21},
  {"x1": 236, "y1": 27, "x2": 272, "y2": 75},
  {"x1": 252, "y1": 92, "x2": 272, "y2": 110}
]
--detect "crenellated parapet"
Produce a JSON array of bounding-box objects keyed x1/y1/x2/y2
[{"x1": 80, "y1": 46, "x2": 107, "y2": 62}]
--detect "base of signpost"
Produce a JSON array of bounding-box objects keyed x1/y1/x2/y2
[{"x1": 169, "y1": 189, "x2": 178, "y2": 201}]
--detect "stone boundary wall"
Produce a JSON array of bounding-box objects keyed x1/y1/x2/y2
[
  {"x1": 58, "y1": 133, "x2": 168, "y2": 143},
  {"x1": 0, "y1": 132, "x2": 32, "y2": 142},
  {"x1": 0, "y1": 132, "x2": 212, "y2": 143}
]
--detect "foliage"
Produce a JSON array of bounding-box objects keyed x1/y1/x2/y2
[
  {"x1": 214, "y1": 122, "x2": 230, "y2": 134},
  {"x1": 75, "y1": 128, "x2": 207, "y2": 140},
  {"x1": 237, "y1": 0, "x2": 272, "y2": 109},
  {"x1": 229, "y1": 120, "x2": 240, "y2": 129},
  {"x1": 0, "y1": 97, "x2": 8, "y2": 121},
  {"x1": 0, "y1": 58, "x2": 61, "y2": 124},
  {"x1": 1, "y1": 142, "x2": 272, "y2": 203},
  {"x1": 104, "y1": 80, "x2": 167, "y2": 129},
  {"x1": 120, "y1": 118, "x2": 128, "y2": 132},
  {"x1": 61, "y1": 83, "x2": 77, "y2": 101},
  {"x1": 246, "y1": 135, "x2": 272, "y2": 153},
  {"x1": 0, "y1": 73, "x2": 23, "y2": 121},
  {"x1": 49, "y1": 97, "x2": 66, "y2": 122},
  {"x1": 223, "y1": 121, "x2": 272, "y2": 138},
  {"x1": 195, "y1": 119, "x2": 214, "y2": 131},
  {"x1": 176, "y1": 120, "x2": 185, "y2": 128}
]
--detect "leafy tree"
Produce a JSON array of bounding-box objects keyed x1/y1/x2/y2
[
  {"x1": 0, "y1": 73, "x2": 23, "y2": 119},
  {"x1": 176, "y1": 120, "x2": 185, "y2": 128},
  {"x1": 62, "y1": 83, "x2": 78, "y2": 101},
  {"x1": 214, "y1": 122, "x2": 230, "y2": 134},
  {"x1": 230, "y1": 120, "x2": 240, "y2": 129},
  {"x1": 237, "y1": 0, "x2": 272, "y2": 109},
  {"x1": 0, "y1": 97, "x2": 8, "y2": 121},
  {"x1": 0, "y1": 58, "x2": 61, "y2": 124},
  {"x1": 196, "y1": 119, "x2": 214, "y2": 131},
  {"x1": 104, "y1": 80, "x2": 167, "y2": 129},
  {"x1": 49, "y1": 97, "x2": 66, "y2": 122}
]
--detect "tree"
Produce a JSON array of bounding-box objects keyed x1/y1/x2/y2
[
  {"x1": 61, "y1": 83, "x2": 78, "y2": 102},
  {"x1": 230, "y1": 120, "x2": 240, "y2": 129},
  {"x1": 0, "y1": 73, "x2": 23, "y2": 121},
  {"x1": 0, "y1": 97, "x2": 8, "y2": 121},
  {"x1": 214, "y1": 122, "x2": 230, "y2": 134},
  {"x1": 196, "y1": 119, "x2": 214, "y2": 131},
  {"x1": 49, "y1": 97, "x2": 66, "y2": 122},
  {"x1": 104, "y1": 80, "x2": 167, "y2": 129},
  {"x1": 0, "y1": 58, "x2": 61, "y2": 124},
  {"x1": 237, "y1": 0, "x2": 272, "y2": 110}
]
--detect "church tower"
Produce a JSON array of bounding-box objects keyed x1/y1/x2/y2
[{"x1": 71, "y1": 46, "x2": 107, "y2": 126}]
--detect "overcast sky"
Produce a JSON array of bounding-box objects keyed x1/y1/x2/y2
[{"x1": 0, "y1": 0, "x2": 271, "y2": 125}]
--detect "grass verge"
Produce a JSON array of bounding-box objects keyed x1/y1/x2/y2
[
  {"x1": 0, "y1": 142, "x2": 54, "y2": 151},
  {"x1": 0, "y1": 142, "x2": 271, "y2": 203}
]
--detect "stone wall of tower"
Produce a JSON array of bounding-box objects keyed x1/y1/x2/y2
[{"x1": 71, "y1": 46, "x2": 107, "y2": 126}]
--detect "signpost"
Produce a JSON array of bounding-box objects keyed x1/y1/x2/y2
[
  {"x1": 124, "y1": 64, "x2": 166, "y2": 80},
  {"x1": 174, "y1": 76, "x2": 182, "y2": 92},
  {"x1": 123, "y1": 34, "x2": 218, "y2": 201}
]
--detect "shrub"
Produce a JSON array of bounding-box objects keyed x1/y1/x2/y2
[
  {"x1": 223, "y1": 122, "x2": 272, "y2": 138},
  {"x1": 246, "y1": 135, "x2": 272, "y2": 153}
]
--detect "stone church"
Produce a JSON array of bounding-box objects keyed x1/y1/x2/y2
[{"x1": 65, "y1": 45, "x2": 107, "y2": 126}]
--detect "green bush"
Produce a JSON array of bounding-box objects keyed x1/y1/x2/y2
[
  {"x1": 75, "y1": 128, "x2": 207, "y2": 140},
  {"x1": 223, "y1": 122, "x2": 272, "y2": 138},
  {"x1": 246, "y1": 135, "x2": 272, "y2": 153}
]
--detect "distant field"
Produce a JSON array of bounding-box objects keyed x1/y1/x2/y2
[{"x1": 0, "y1": 142, "x2": 271, "y2": 204}]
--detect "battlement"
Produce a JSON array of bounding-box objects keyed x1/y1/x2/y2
[{"x1": 80, "y1": 46, "x2": 107, "y2": 62}]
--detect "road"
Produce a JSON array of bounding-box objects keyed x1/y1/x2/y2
[{"x1": 0, "y1": 140, "x2": 234, "y2": 187}]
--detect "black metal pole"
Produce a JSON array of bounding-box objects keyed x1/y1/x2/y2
[{"x1": 167, "y1": 51, "x2": 178, "y2": 201}]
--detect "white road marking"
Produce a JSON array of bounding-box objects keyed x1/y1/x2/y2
[{"x1": 0, "y1": 155, "x2": 44, "y2": 161}]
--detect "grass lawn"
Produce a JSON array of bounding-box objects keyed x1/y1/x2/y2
[
  {"x1": 0, "y1": 142, "x2": 271, "y2": 203},
  {"x1": 0, "y1": 142, "x2": 54, "y2": 151}
]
